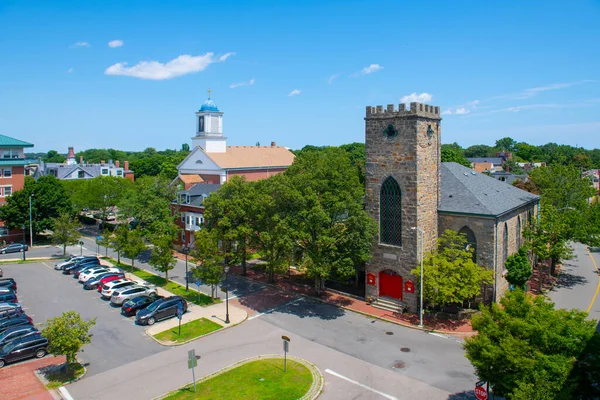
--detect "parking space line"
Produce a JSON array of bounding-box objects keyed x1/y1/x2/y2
[{"x1": 325, "y1": 369, "x2": 398, "y2": 400}]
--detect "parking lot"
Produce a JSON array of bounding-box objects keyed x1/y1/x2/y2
[{"x1": 2, "y1": 261, "x2": 166, "y2": 377}]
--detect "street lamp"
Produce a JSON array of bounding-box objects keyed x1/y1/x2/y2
[
  {"x1": 21, "y1": 224, "x2": 26, "y2": 261},
  {"x1": 411, "y1": 226, "x2": 425, "y2": 328},
  {"x1": 223, "y1": 265, "x2": 230, "y2": 324},
  {"x1": 29, "y1": 194, "x2": 34, "y2": 248},
  {"x1": 181, "y1": 245, "x2": 191, "y2": 291}
]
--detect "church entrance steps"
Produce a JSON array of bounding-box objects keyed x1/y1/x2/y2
[{"x1": 372, "y1": 297, "x2": 406, "y2": 313}]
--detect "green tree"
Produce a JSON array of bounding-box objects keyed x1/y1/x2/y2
[
  {"x1": 495, "y1": 137, "x2": 517, "y2": 152},
  {"x1": 285, "y1": 147, "x2": 377, "y2": 295},
  {"x1": 191, "y1": 229, "x2": 224, "y2": 298},
  {"x1": 464, "y1": 144, "x2": 495, "y2": 158},
  {"x1": 82, "y1": 176, "x2": 132, "y2": 223},
  {"x1": 441, "y1": 146, "x2": 471, "y2": 167},
  {"x1": 51, "y1": 213, "x2": 81, "y2": 256},
  {"x1": 181, "y1": 143, "x2": 190, "y2": 152},
  {"x1": 149, "y1": 233, "x2": 176, "y2": 281},
  {"x1": 410, "y1": 230, "x2": 493, "y2": 308},
  {"x1": 464, "y1": 289, "x2": 599, "y2": 399},
  {"x1": 504, "y1": 247, "x2": 532, "y2": 289},
  {"x1": 41, "y1": 311, "x2": 96, "y2": 370},
  {"x1": 109, "y1": 225, "x2": 129, "y2": 264},
  {"x1": 203, "y1": 176, "x2": 257, "y2": 276},
  {"x1": 43, "y1": 150, "x2": 66, "y2": 163},
  {"x1": 122, "y1": 228, "x2": 146, "y2": 268}
]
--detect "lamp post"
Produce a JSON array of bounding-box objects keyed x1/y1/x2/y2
[
  {"x1": 181, "y1": 245, "x2": 191, "y2": 291},
  {"x1": 21, "y1": 224, "x2": 26, "y2": 261},
  {"x1": 411, "y1": 226, "x2": 425, "y2": 327},
  {"x1": 29, "y1": 194, "x2": 34, "y2": 248},
  {"x1": 223, "y1": 265, "x2": 230, "y2": 324}
]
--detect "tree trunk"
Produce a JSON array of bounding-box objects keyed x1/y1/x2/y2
[
  {"x1": 242, "y1": 257, "x2": 247, "y2": 277},
  {"x1": 165, "y1": 269, "x2": 169, "y2": 282},
  {"x1": 117, "y1": 251, "x2": 120, "y2": 264},
  {"x1": 131, "y1": 258, "x2": 135, "y2": 268},
  {"x1": 550, "y1": 256, "x2": 558, "y2": 276},
  {"x1": 354, "y1": 269, "x2": 359, "y2": 288},
  {"x1": 314, "y1": 276, "x2": 321, "y2": 296},
  {"x1": 268, "y1": 265, "x2": 275, "y2": 283},
  {"x1": 63, "y1": 244, "x2": 66, "y2": 256}
]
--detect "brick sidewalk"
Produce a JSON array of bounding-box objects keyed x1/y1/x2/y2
[{"x1": 0, "y1": 355, "x2": 66, "y2": 400}]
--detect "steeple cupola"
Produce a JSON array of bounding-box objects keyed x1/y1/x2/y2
[{"x1": 192, "y1": 89, "x2": 226, "y2": 153}]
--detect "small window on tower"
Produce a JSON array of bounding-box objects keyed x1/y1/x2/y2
[{"x1": 198, "y1": 116, "x2": 204, "y2": 132}]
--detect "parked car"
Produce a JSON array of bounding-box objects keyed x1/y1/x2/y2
[
  {"x1": 83, "y1": 272, "x2": 124, "y2": 290},
  {"x1": 75, "y1": 265, "x2": 107, "y2": 280},
  {"x1": 54, "y1": 255, "x2": 85, "y2": 270},
  {"x1": 0, "y1": 243, "x2": 28, "y2": 254},
  {"x1": 57, "y1": 255, "x2": 96, "y2": 271},
  {"x1": 121, "y1": 294, "x2": 163, "y2": 317},
  {"x1": 63, "y1": 258, "x2": 100, "y2": 274},
  {"x1": 0, "y1": 334, "x2": 48, "y2": 368},
  {"x1": 0, "y1": 325, "x2": 38, "y2": 347},
  {"x1": 98, "y1": 278, "x2": 128, "y2": 293},
  {"x1": 0, "y1": 278, "x2": 16, "y2": 292},
  {"x1": 0, "y1": 292, "x2": 17, "y2": 304},
  {"x1": 79, "y1": 267, "x2": 120, "y2": 283},
  {"x1": 101, "y1": 280, "x2": 136, "y2": 299},
  {"x1": 0, "y1": 303, "x2": 22, "y2": 313},
  {"x1": 0, "y1": 315, "x2": 32, "y2": 334},
  {"x1": 136, "y1": 296, "x2": 187, "y2": 325},
  {"x1": 110, "y1": 286, "x2": 157, "y2": 306},
  {"x1": 0, "y1": 267, "x2": 2, "y2": 277},
  {"x1": 0, "y1": 307, "x2": 22, "y2": 320}
]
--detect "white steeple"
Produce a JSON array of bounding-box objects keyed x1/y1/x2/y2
[{"x1": 191, "y1": 89, "x2": 226, "y2": 153}]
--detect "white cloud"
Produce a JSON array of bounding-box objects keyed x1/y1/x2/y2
[
  {"x1": 104, "y1": 52, "x2": 235, "y2": 80},
  {"x1": 401, "y1": 92, "x2": 433, "y2": 103},
  {"x1": 328, "y1": 74, "x2": 340, "y2": 84},
  {"x1": 230, "y1": 78, "x2": 255, "y2": 89},
  {"x1": 108, "y1": 40, "x2": 124, "y2": 48},
  {"x1": 442, "y1": 109, "x2": 453, "y2": 115},
  {"x1": 70, "y1": 41, "x2": 90, "y2": 48},
  {"x1": 288, "y1": 89, "x2": 301, "y2": 97},
  {"x1": 66, "y1": 68, "x2": 73, "y2": 73},
  {"x1": 455, "y1": 107, "x2": 470, "y2": 115},
  {"x1": 489, "y1": 80, "x2": 596, "y2": 101},
  {"x1": 351, "y1": 64, "x2": 383, "y2": 77}
]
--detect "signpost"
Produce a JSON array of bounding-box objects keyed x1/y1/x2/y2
[
  {"x1": 196, "y1": 279, "x2": 202, "y2": 304},
  {"x1": 78, "y1": 241, "x2": 84, "y2": 256},
  {"x1": 96, "y1": 235, "x2": 102, "y2": 256},
  {"x1": 282, "y1": 335, "x2": 290, "y2": 372},
  {"x1": 475, "y1": 380, "x2": 488, "y2": 400},
  {"x1": 177, "y1": 304, "x2": 184, "y2": 336},
  {"x1": 188, "y1": 349, "x2": 198, "y2": 393}
]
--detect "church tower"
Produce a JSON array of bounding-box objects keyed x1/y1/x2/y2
[
  {"x1": 191, "y1": 90, "x2": 226, "y2": 153},
  {"x1": 364, "y1": 102, "x2": 442, "y2": 312}
]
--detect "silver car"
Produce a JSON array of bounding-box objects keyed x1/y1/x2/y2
[{"x1": 110, "y1": 286, "x2": 157, "y2": 306}]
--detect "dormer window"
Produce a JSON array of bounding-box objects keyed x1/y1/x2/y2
[{"x1": 101, "y1": 168, "x2": 109, "y2": 175}]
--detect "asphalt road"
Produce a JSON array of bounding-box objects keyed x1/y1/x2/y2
[
  {"x1": 1, "y1": 262, "x2": 166, "y2": 377},
  {"x1": 0, "y1": 245, "x2": 62, "y2": 261}
]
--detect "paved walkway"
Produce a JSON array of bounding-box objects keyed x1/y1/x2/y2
[{"x1": 0, "y1": 355, "x2": 66, "y2": 400}]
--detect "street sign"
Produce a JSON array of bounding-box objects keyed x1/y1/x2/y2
[
  {"x1": 79, "y1": 241, "x2": 84, "y2": 246},
  {"x1": 283, "y1": 340, "x2": 289, "y2": 352},
  {"x1": 476, "y1": 380, "x2": 486, "y2": 387},
  {"x1": 96, "y1": 235, "x2": 102, "y2": 242},
  {"x1": 475, "y1": 383, "x2": 488, "y2": 400},
  {"x1": 187, "y1": 350, "x2": 197, "y2": 369},
  {"x1": 196, "y1": 279, "x2": 202, "y2": 287},
  {"x1": 282, "y1": 336, "x2": 290, "y2": 372},
  {"x1": 177, "y1": 305, "x2": 184, "y2": 320}
]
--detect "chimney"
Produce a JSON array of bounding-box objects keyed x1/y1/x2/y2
[
  {"x1": 67, "y1": 147, "x2": 75, "y2": 159},
  {"x1": 79, "y1": 156, "x2": 83, "y2": 164},
  {"x1": 115, "y1": 160, "x2": 120, "y2": 168},
  {"x1": 271, "y1": 141, "x2": 276, "y2": 147},
  {"x1": 100, "y1": 160, "x2": 105, "y2": 164},
  {"x1": 124, "y1": 161, "x2": 129, "y2": 171}
]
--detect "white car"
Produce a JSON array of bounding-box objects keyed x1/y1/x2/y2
[
  {"x1": 101, "y1": 280, "x2": 136, "y2": 299},
  {"x1": 77, "y1": 267, "x2": 108, "y2": 283},
  {"x1": 110, "y1": 286, "x2": 157, "y2": 306},
  {"x1": 79, "y1": 268, "x2": 121, "y2": 283},
  {"x1": 54, "y1": 256, "x2": 84, "y2": 270}
]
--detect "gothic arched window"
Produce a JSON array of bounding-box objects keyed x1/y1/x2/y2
[
  {"x1": 503, "y1": 222, "x2": 509, "y2": 271},
  {"x1": 516, "y1": 216, "x2": 522, "y2": 249},
  {"x1": 459, "y1": 226, "x2": 477, "y2": 262},
  {"x1": 380, "y1": 177, "x2": 402, "y2": 246}
]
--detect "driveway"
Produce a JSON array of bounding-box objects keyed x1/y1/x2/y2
[{"x1": 1, "y1": 262, "x2": 166, "y2": 377}]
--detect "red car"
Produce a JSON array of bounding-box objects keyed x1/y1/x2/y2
[{"x1": 96, "y1": 275, "x2": 124, "y2": 291}]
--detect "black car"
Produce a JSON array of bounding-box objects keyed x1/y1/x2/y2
[
  {"x1": 0, "y1": 325, "x2": 38, "y2": 347},
  {"x1": 63, "y1": 258, "x2": 100, "y2": 274},
  {"x1": 0, "y1": 334, "x2": 48, "y2": 368},
  {"x1": 0, "y1": 306, "x2": 22, "y2": 320},
  {"x1": 0, "y1": 292, "x2": 17, "y2": 304},
  {"x1": 135, "y1": 296, "x2": 187, "y2": 325},
  {"x1": 0, "y1": 315, "x2": 32, "y2": 334},
  {"x1": 0, "y1": 267, "x2": 2, "y2": 277},
  {"x1": 83, "y1": 272, "x2": 125, "y2": 290},
  {"x1": 54, "y1": 255, "x2": 86, "y2": 270},
  {"x1": 0, "y1": 278, "x2": 16, "y2": 292},
  {"x1": 0, "y1": 303, "x2": 21, "y2": 313},
  {"x1": 121, "y1": 294, "x2": 163, "y2": 317},
  {"x1": 0, "y1": 243, "x2": 28, "y2": 254}
]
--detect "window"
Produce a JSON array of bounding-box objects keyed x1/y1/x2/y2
[
  {"x1": 101, "y1": 169, "x2": 109, "y2": 175},
  {"x1": 0, "y1": 227, "x2": 8, "y2": 236},
  {"x1": 516, "y1": 217, "x2": 521, "y2": 249},
  {"x1": 116, "y1": 170, "x2": 123, "y2": 176},
  {"x1": 181, "y1": 231, "x2": 185, "y2": 242},
  {"x1": 4, "y1": 186, "x2": 12, "y2": 197},
  {"x1": 49, "y1": 169, "x2": 57, "y2": 177},
  {"x1": 186, "y1": 195, "x2": 190, "y2": 204},
  {"x1": 503, "y1": 222, "x2": 509, "y2": 272},
  {"x1": 181, "y1": 213, "x2": 185, "y2": 223},
  {"x1": 78, "y1": 171, "x2": 85, "y2": 179},
  {"x1": 195, "y1": 217, "x2": 200, "y2": 226},
  {"x1": 459, "y1": 226, "x2": 477, "y2": 262},
  {"x1": 380, "y1": 177, "x2": 402, "y2": 246},
  {"x1": 3, "y1": 168, "x2": 11, "y2": 178},
  {"x1": 2, "y1": 149, "x2": 19, "y2": 159},
  {"x1": 198, "y1": 116, "x2": 205, "y2": 132}
]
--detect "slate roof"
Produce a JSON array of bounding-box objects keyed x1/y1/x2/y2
[
  {"x1": 180, "y1": 183, "x2": 221, "y2": 207},
  {"x1": 43, "y1": 163, "x2": 104, "y2": 179},
  {"x1": 0, "y1": 134, "x2": 34, "y2": 148},
  {"x1": 466, "y1": 157, "x2": 504, "y2": 166},
  {"x1": 439, "y1": 162, "x2": 539, "y2": 217}
]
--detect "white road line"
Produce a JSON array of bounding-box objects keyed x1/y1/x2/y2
[
  {"x1": 325, "y1": 369, "x2": 398, "y2": 400},
  {"x1": 59, "y1": 386, "x2": 75, "y2": 400},
  {"x1": 248, "y1": 297, "x2": 302, "y2": 320},
  {"x1": 428, "y1": 332, "x2": 449, "y2": 339}
]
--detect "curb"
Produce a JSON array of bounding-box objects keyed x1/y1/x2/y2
[
  {"x1": 153, "y1": 354, "x2": 323, "y2": 400},
  {"x1": 234, "y1": 273, "x2": 475, "y2": 337}
]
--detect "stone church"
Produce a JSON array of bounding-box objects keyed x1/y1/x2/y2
[{"x1": 364, "y1": 102, "x2": 539, "y2": 312}]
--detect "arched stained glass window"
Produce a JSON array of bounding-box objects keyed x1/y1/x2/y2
[
  {"x1": 380, "y1": 177, "x2": 402, "y2": 246},
  {"x1": 459, "y1": 226, "x2": 477, "y2": 262},
  {"x1": 503, "y1": 222, "x2": 509, "y2": 271},
  {"x1": 516, "y1": 217, "x2": 521, "y2": 249}
]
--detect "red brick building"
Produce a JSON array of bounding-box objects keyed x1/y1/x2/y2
[{"x1": 0, "y1": 134, "x2": 34, "y2": 241}]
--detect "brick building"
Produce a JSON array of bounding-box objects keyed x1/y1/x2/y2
[
  {"x1": 173, "y1": 183, "x2": 221, "y2": 246},
  {"x1": 364, "y1": 102, "x2": 539, "y2": 313},
  {"x1": 0, "y1": 134, "x2": 34, "y2": 241}
]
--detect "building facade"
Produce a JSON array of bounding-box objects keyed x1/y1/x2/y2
[
  {"x1": 364, "y1": 102, "x2": 539, "y2": 312},
  {"x1": 173, "y1": 184, "x2": 221, "y2": 246}
]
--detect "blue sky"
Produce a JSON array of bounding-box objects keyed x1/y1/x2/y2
[{"x1": 0, "y1": 0, "x2": 599, "y2": 153}]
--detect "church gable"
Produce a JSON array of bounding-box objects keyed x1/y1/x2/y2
[{"x1": 178, "y1": 147, "x2": 223, "y2": 175}]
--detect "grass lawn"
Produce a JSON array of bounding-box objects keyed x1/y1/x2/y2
[
  {"x1": 44, "y1": 363, "x2": 85, "y2": 389},
  {"x1": 104, "y1": 258, "x2": 216, "y2": 307},
  {"x1": 163, "y1": 358, "x2": 313, "y2": 400},
  {"x1": 153, "y1": 317, "x2": 222, "y2": 343}
]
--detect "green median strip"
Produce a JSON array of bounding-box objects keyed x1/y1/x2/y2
[
  {"x1": 104, "y1": 258, "x2": 217, "y2": 307},
  {"x1": 43, "y1": 362, "x2": 85, "y2": 389},
  {"x1": 153, "y1": 317, "x2": 222, "y2": 344},
  {"x1": 162, "y1": 358, "x2": 313, "y2": 400}
]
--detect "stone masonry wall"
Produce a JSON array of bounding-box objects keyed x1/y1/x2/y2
[{"x1": 364, "y1": 102, "x2": 442, "y2": 312}]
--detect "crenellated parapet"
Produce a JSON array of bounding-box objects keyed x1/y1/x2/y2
[{"x1": 366, "y1": 102, "x2": 441, "y2": 119}]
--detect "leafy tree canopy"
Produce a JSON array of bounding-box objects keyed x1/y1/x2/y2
[
  {"x1": 51, "y1": 213, "x2": 81, "y2": 256},
  {"x1": 505, "y1": 247, "x2": 532, "y2": 289},
  {"x1": 441, "y1": 145, "x2": 471, "y2": 167},
  {"x1": 41, "y1": 311, "x2": 96, "y2": 368}
]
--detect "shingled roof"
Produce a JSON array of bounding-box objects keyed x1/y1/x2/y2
[
  {"x1": 207, "y1": 146, "x2": 295, "y2": 169},
  {"x1": 439, "y1": 162, "x2": 539, "y2": 217}
]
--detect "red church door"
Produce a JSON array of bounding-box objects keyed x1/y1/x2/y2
[{"x1": 379, "y1": 270, "x2": 403, "y2": 300}]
